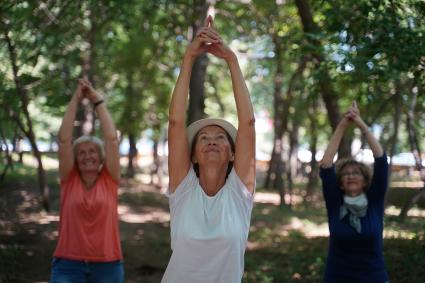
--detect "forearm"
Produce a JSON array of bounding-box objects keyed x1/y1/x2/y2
[
  {"x1": 321, "y1": 121, "x2": 347, "y2": 167},
  {"x1": 58, "y1": 95, "x2": 79, "y2": 144},
  {"x1": 358, "y1": 120, "x2": 383, "y2": 157},
  {"x1": 226, "y1": 54, "x2": 255, "y2": 124},
  {"x1": 96, "y1": 102, "x2": 118, "y2": 142},
  {"x1": 169, "y1": 54, "x2": 195, "y2": 125}
]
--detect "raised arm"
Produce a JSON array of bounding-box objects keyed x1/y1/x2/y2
[
  {"x1": 168, "y1": 16, "x2": 219, "y2": 192},
  {"x1": 349, "y1": 102, "x2": 383, "y2": 158},
  {"x1": 80, "y1": 79, "x2": 120, "y2": 181},
  {"x1": 320, "y1": 115, "x2": 350, "y2": 168},
  {"x1": 58, "y1": 82, "x2": 83, "y2": 180},
  {"x1": 205, "y1": 21, "x2": 256, "y2": 193}
]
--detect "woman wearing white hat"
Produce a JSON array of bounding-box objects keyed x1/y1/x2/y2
[{"x1": 162, "y1": 15, "x2": 256, "y2": 283}]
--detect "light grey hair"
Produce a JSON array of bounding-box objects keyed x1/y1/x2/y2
[{"x1": 73, "y1": 135, "x2": 105, "y2": 161}]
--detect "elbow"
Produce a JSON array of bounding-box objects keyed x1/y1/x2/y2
[
  {"x1": 319, "y1": 158, "x2": 333, "y2": 169},
  {"x1": 58, "y1": 135, "x2": 71, "y2": 145},
  {"x1": 104, "y1": 133, "x2": 119, "y2": 144},
  {"x1": 248, "y1": 117, "x2": 255, "y2": 126},
  {"x1": 241, "y1": 117, "x2": 255, "y2": 127},
  {"x1": 168, "y1": 117, "x2": 177, "y2": 127},
  {"x1": 168, "y1": 117, "x2": 185, "y2": 128}
]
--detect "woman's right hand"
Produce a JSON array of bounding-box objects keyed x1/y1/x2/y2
[
  {"x1": 73, "y1": 81, "x2": 84, "y2": 102},
  {"x1": 344, "y1": 101, "x2": 366, "y2": 128},
  {"x1": 185, "y1": 16, "x2": 220, "y2": 59}
]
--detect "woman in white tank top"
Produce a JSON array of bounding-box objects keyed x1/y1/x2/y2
[{"x1": 163, "y1": 15, "x2": 256, "y2": 283}]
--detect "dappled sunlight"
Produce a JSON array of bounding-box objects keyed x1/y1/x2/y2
[
  {"x1": 254, "y1": 191, "x2": 303, "y2": 205},
  {"x1": 258, "y1": 206, "x2": 273, "y2": 216},
  {"x1": 17, "y1": 190, "x2": 38, "y2": 210},
  {"x1": 118, "y1": 204, "x2": 170, "y2": 224},
  {"x1": 384, "y1": 229, "x2": 418, "y2": 240},
  {"x1": 38, "y1": 214, "x2": 60, "y2": 224},
  {"x1": 42, "y1": 229, "x2": 58, "y2": 241},
  {"x1": 283, "y1": 217, "x2": 329, "y2": 238},
  {"x1": 3, "y1": 153, "x2": 424, "y2": 282},
  {"x1": 246, "y1": 240, "x2": 261, "y2": 250},
  {"x1": 254, "y1": 192, "x2": 280, "y2": 205},
  {"x1": 1, "y1": 228, "x2": 17, "y2": 236},
  {"x1": 21, "y1": 154, "x2": 59, "y2": 170},
  {"x1": 391, "y1": 180, "x2": 424, "y2": 188},
  {"x1": 384, "y1": 206, "x2": 424, "y2": 240},
  {"x1": 19, "y1": 213, "x2": 59, "y2": 225},
  {"x1": 131, "y1": 228, "x2": 145, "y2": 241},
  {"x1": 385, "y1": 205, "x2": 425, "y2": 218},
  {"x1": 119, "y1": 175, "x2": 168, "y2": 195}
]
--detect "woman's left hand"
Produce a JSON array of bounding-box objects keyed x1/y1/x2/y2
[
  {"x1": 206, "y1": 40, "x2": 235, "y2": 61},
  {"x1": 78, "y1": 79, "x2": 102, "y2": 102},
  {"x1": 199, "y1": 17, "x2": 235, "y2": 61},
  {"x1": 346, "y1": 101, "x2": 365, "y2": 127}
]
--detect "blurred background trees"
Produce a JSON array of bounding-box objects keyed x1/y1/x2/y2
[{"x1": 1, "y1": 0, "x2": 424, "y2": 215}]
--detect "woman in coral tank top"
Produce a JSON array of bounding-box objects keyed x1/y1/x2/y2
[{"x1": 50, "y1": 79, "x2": 124, "y2": 283}]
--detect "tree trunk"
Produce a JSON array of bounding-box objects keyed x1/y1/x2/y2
[
  {"x1": 295, "y1": 0, "x2": 351, "y2": 158},
  {"x1": 287, "y1": 121, "x2": 300, "y2": 207},
  {"x1": 187, "y1": 0, "x2": 209, "y2": 124},
  {"x1": 0, "y1": 127, "x2": 14, "y2": 181},
  {"x1": 11, "y1": 127, "x2": 24, "y2": 164},
  {"x1": 306, "y1": 98, "x2": 319, "y2": 200},
  {"x1": 284, "y1": 57, "x2": 307, "y2": 203},
  {"x1": 76, "y1": 5, "x2": 98, "y2": 137},
  {"x1": 188, "y1": 54, "x2": 208, "y2": 124},
  {"x1": 150, "y1": 138, "x2": 161, "y2": 188},
  {"x1": 399, "y1": 188, "x2": 425, "y2": 221},
  {"x1": 126, "y1": 133, "x2": 137, "y2": 178},
  {"x1": 276, "y1": 155, "x2": 286, "y2": 206},
  {"x1": 388, "y1": 89, "x2": 402, "y2": 181},
  {"x1": 264, "y1": 143, "x2": 278, "y2": 189},
  {"x1": 4, "y1": 26, "x2": 50, "y2": 211},
  {"x1": 399, "y1": 80, "x2": 425, "y2": 220},
  {"x1": 264, "y1": 36, "x2": 287, "y2": 206}
]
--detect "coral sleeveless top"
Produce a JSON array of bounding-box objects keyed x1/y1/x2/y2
[{"x1": 53, "y1": 166, "x2": 122, "y2": 262}]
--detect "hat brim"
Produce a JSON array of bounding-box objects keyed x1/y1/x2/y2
[{"x1": 187, "y1": 118, "x2": 237, "y2": 149}]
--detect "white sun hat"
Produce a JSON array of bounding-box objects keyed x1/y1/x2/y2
[{"x1": 187, "y1": 118, "x2": 237, "y2": 149}]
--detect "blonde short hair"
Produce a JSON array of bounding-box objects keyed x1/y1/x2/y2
[{"x1": 335, "y1": 158, "x2": 372, "y2": 192}]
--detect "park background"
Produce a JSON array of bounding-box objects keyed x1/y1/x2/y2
[{"x1": 1, "y1": 0, "x2": 425, "y2": 282}]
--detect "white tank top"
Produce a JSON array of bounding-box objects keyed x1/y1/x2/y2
[{"x1": 161, "y1": 167, "x2": 254, "y2": 283}]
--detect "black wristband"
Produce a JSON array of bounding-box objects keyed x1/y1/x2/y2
[{"x1": 93, "y1": 99, "x2": 104, "y2": 108}]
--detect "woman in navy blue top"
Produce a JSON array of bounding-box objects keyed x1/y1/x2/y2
[{"x1": 319, "y1": 101, "x2": 389, "y2": 283}]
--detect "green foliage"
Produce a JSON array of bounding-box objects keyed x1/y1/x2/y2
[{"x1": 1, "y1": 0, "x2": 424, "y2": 163}]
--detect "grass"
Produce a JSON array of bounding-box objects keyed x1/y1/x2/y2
[
  {"x1": 244, "y1": 197, "x2": 425, "y2": 282},
  {"x1": 0, "y1": 154, "x2": 424, "y2": 282}
]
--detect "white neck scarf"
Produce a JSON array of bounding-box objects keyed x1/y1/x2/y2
[{"x1": 340, "y1": 193, "x2": 368, "y2": 233}]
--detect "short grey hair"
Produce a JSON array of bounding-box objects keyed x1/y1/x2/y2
[{"x1": 73, "y1": 135, "x2": 105, "y2": 161}]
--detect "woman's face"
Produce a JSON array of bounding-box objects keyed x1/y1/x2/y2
[
  {"x1": 340, "y1": 164, "x2": 366, "y2": 197},
  {"x1": 75, "y1": 141, "x2": 102, "y2": 173},
  {"x1": 192, "y1": 125, "x2": 234, "y2": 167}
]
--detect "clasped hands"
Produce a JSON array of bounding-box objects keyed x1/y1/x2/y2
[
  {"x1": 341, "y1": 101, "x2": 366, "y2": 128},
  {"x1": 74, "y1": 78, "x2": 102, "y2": 103},
  {"x1": 185, "y1": 15, "x2": 234, "y2": 61}
]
